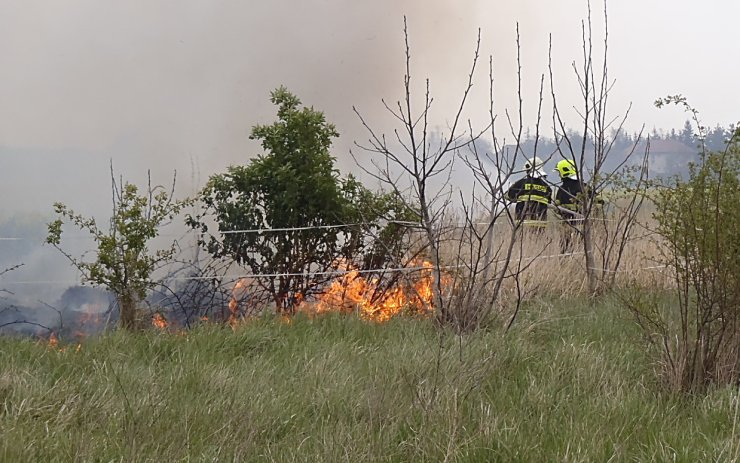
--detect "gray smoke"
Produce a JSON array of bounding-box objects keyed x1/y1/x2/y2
[
  {"x1": 9, "y1": 0, "x2": 727, "y2": 315},
  {"x1": 0, "y1": 1, "x2": 491, "y2": 215}
]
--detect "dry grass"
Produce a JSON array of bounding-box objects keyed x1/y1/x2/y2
[{"x1": 439, "y1": 214, "x2": 671, "y2": 300}]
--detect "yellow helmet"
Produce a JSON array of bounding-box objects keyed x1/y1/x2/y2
[{"x1": 555, "y1": 159, "x2": 577, "y2": 178}]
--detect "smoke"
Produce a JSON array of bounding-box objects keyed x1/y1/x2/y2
[
  {"x1": 0, "y1": 1, "x2": 492, "y2": 213},
  {"x1": 0, "y1": 284, "x2": 114, "y2": 339},
  {"x1": 0, "y1": 0, "x2": 648, "y2": 311},
  {"x1": 0, "y1": 0, "x2": 548, "y2": 309},
  {"x1": 2, "y1": 0, "x2": 737, "y2": 214}
]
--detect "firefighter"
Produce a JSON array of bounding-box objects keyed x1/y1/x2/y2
[
  {"x1": 553, "y1": 159, "x2": 583, "y2": 220},
  {"x1": 505, "y1": 156, "x2": 552, "y2": 229},
  {"x1": 553, "y1": 159, "x2": 583, "y2": 251}
]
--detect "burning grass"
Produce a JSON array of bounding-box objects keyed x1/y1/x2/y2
[
  {"x1": 172, "y1": 218, "x2": 671, "y2": 329},
  {"x1": 42, "y1": 331, "x2": 82, "y2": 353},
  {"x1": 299, "y1": 260, "x2": 445, "y2": 322},
  {"x1": 17, "y1": 217, "x2": 668, "y2": 339},
  {"x1": 222, "y1": 218, "x2": 668, "y2": 328},
  {"x1": 151, "y1": 313, "x2": 168, "y2": 329},
  {"x1": 224, "y1": 260, "x2": 449, "y2": 325},
  {"x1": 2, "y1": 206, "x2": 724, "y2": 460},
  {"x1": 1, "y1": 298, "x2": 738, "y2": 461}
]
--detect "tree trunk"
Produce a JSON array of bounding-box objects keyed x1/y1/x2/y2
[
  {"x1": 118, "y1": 290, "x2": 138, "y2": 330},
  {"x1": 583, "y1": 219, "x2": 599, "y2": 296},
  {"x1": 419, "y1": 200, "x2": 445, "y2": 320}
]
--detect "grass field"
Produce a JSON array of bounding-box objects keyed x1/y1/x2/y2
[{"x1": 1, "y1": 298, "x2": 739, "y2": 462}]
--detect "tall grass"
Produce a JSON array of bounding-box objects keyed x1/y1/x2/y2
[
  {"x1": 2, "y1": 298, "x2": 738, "y2": 462},
  {"x1": 438, "y1": 214, "x2": 670, "y2": 310}
]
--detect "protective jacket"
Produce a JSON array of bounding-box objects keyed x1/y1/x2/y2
[
  {"x1": 554, "y1": 178, "x2": 583, "y2": 220},
  {"x1": 555, "y1": 178, "x2": 604, "y2": 220},
  {"x1": 505, "y1": 175, "x2": 552, "y2": 227}
]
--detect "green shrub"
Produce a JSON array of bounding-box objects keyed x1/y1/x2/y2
[{"x1": 630, "y1": 127, "x2": 740, "y2": 393}]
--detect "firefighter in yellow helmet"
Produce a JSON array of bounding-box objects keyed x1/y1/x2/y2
[
  {"x1": 554, "y1": 159, "x2": 605, "y2": 218},
  {"x1": 553, "y1": 159, "x2": 608, "y2": 250},
  {"x1": 553, "y1": 159, "x2": 583, "y2": 250},
  {"x1": 553, "y1": 159, "x2": 582, "y2": 220},
  {"x1": 505, "y1": 156, "x2": 552, "y2": 229}
]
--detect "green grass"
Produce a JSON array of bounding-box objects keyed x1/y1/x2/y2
[{"x1": 1, "y1": 299, "x2": 739, "y2": 462}]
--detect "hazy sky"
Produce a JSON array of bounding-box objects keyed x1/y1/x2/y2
[{"x1": 0, "y1": 0, "x2": 738, "y2": 216}]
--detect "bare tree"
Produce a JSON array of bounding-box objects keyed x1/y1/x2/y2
[
  {"x1": 455, "y1": 26, "x2": 557, "y2": 331},
  {"x1": 353, "y1": 18, "x2": 547, "y2": 331},
  {"x1": 548, "y1": 0, "x2": 650, "y2": 295},
  {"x1": 352, "y1": 17, "x2": 485, "y2": 323}
]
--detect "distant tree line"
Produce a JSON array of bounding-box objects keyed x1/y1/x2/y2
[{"x1": 501, "y1": 121, "x2": 736, "y2": 178}]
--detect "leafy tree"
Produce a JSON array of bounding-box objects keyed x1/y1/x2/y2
[
  {"x1": 47, "y1": 173, "x2": 188, "y2": 330},
  {"x1": 189, "y1": 87, "x2": 416, "y2": 314}
]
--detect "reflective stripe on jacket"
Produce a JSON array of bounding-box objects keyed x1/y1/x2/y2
[{"x1": 506, "y1": 176, "x2": 552, "y2": 204}]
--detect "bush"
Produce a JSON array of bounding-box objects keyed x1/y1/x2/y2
[
  {"x1": 47, "y1": 173, "x2": 188, "y2": 330},
  {"x1": 628, "y1": 128, "x2": 740, "y2": 393},
  {"x1": 188, "y1": 87, "x2": 417, "y2": 314}
]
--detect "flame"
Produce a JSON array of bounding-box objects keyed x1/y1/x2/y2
[
  {"x1": 302, "y1": 260, "x2": 447, "y2": 323},
  {"x1": 228, "y1": 278, "x2": 250, "y2": 327},
  {"x1": 46, "y1": 332, "x2": 78, "y2": 353},
  {"x1": 152, "y1": 313, "x2": 169, "y2": 329},
  {"x1": 224, "y1": 260, "x2": 448, "y2": 325},
  {"x1": 68, "y1": 309, "x2": 106, "y2": 340},
  {"x1": 79, "y1": 310, "x2": 103, "y2": 327}
]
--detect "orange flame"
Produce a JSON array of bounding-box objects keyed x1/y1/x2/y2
[
  {"x1": 228, "y1": 278, "x2": 250, "y2": 327},
  {"x1": 69, "y1": 309, "x2": 105, "y2": 340},
  {"x1": 224, "y1": 260, "x2": 448, "y2": 325},
  {"x1": 152, "y1": 313, "x2": 169, "y2": 329},
  {"x1": 46, "y1": 332, "x2": 76, "y2": 353},
  {"x1": 303, "y1": 260, "x2": 447, "y2": 322}
]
